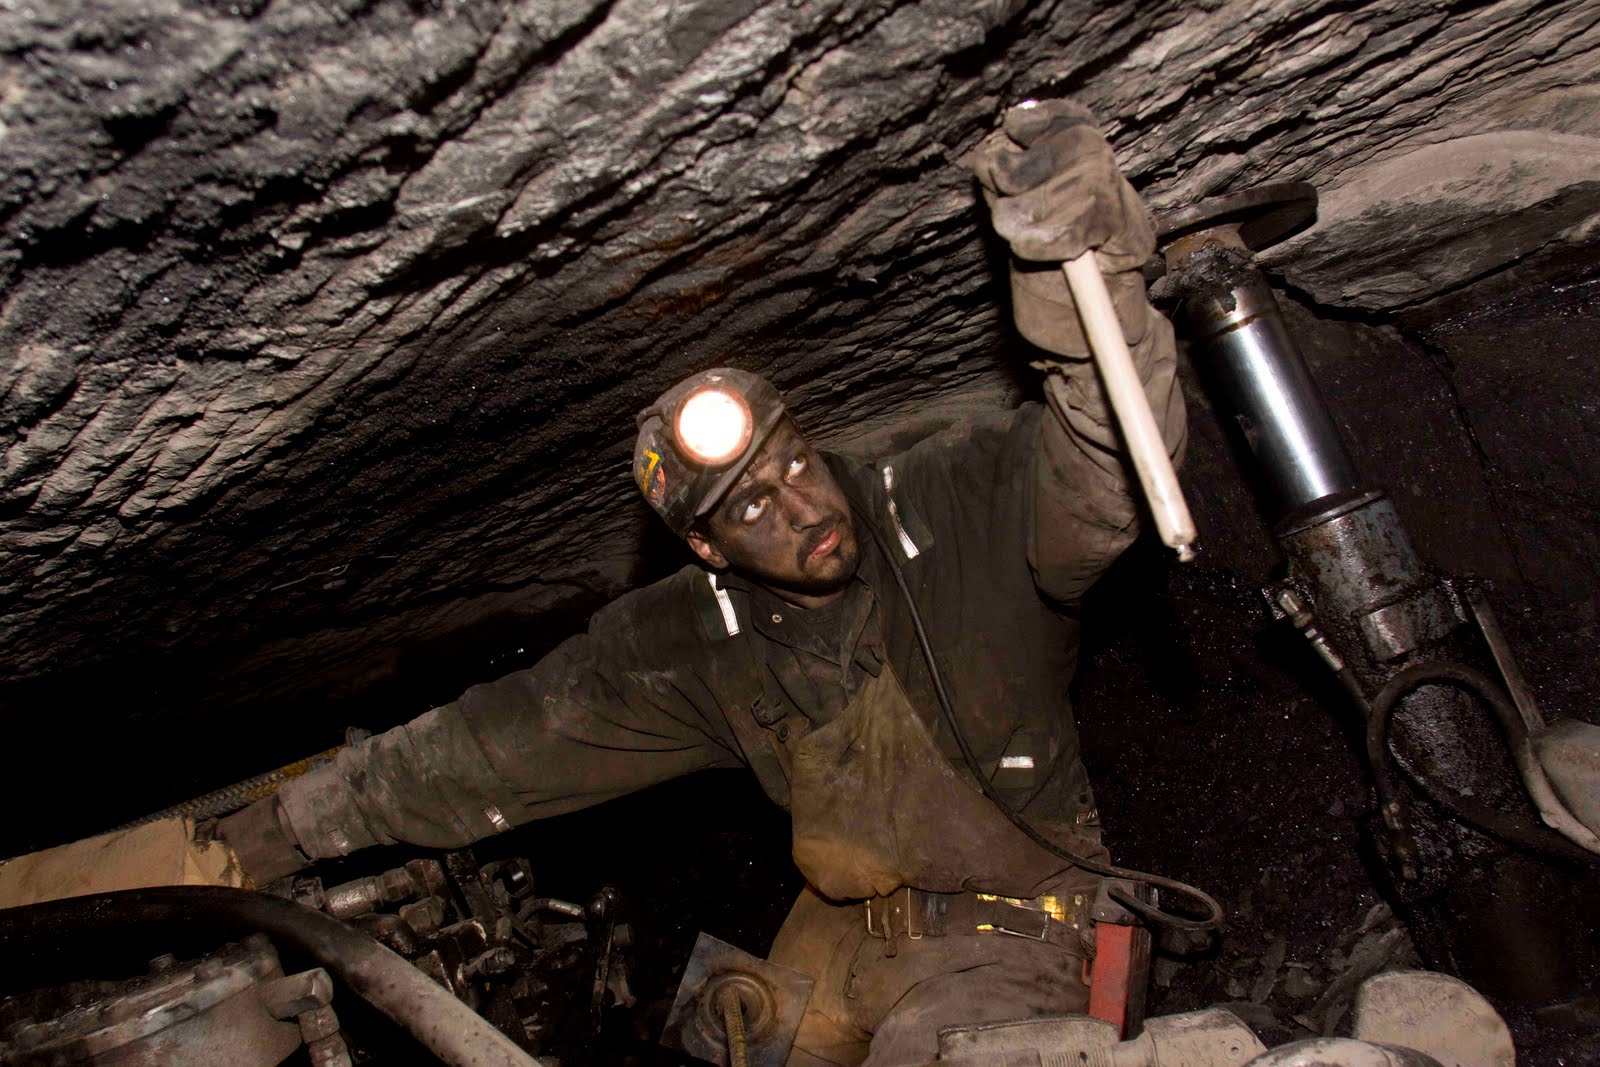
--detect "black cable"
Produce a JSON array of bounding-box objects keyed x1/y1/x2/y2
[
  {"x1": 1364, "y1": 662, "x2": 1600, "y2": 869},
  {"x1": 1331, "y1": 665, "x2": 1422, "y2": 881},
  {"x1": 850, "y1": 499, "x2": 1224, "y2": 932}
]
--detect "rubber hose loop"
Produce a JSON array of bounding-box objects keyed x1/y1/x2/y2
[{"x1": 1364, "y1": 662, "x2": 1599, "y2": 868}]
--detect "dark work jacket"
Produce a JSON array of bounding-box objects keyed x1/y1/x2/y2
[{"x1": 274, "y1": 394, "x2": 1180, "y2": 871}]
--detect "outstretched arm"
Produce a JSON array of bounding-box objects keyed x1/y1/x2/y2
[{"x1": 219, "y1": 584, "x2": 742, "y2": 884}]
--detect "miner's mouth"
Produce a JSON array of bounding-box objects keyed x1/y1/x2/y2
[{"x1": 803, "y1": 520, "x2": 843, "y2": 565}]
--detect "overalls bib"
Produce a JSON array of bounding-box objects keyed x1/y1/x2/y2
[
  {"x1": 770, "y1": 661, "x2": 1108, "y2": 1066},
  {"x1": 789, "y1": 662, "x2": 1100, "y2": 902}
]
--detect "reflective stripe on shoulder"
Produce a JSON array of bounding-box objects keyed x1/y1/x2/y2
[
  {"x1": 881, "y1": 464, "x2": 920, "y2": 560},
  {"x1": 707, "y1": 572, "x2": 741, "y2": 636}
]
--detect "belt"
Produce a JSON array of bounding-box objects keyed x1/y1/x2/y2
[{"x1": 863, "y1": 887, "x2": 1093, "y2": 958}]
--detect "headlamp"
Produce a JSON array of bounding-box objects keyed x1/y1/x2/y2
[{"x1": 674, "y1": 386, "x2": 753, "y2": 467}]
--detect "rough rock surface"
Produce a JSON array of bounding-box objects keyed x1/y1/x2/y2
[
  {"x1": 0, "y1": 1, "x2": 1597, "y2": 794},
  {"x1": 1268, "y1": 129, "x2": 1600, "y2": 308}
]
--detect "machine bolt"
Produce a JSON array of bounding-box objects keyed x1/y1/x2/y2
[
  {"x1": 465, "y1": 947, "x2": 517, "y2": 979},
  {"x1": 306, "y1": 1033, "x2": 352, "y2": 1067},
  {"x1": 407, "y1": 858, "x2": 448, "y2": 894},
  {"x1": 260, "y1": 968, "x2": 335, "y2": 1019},
  {"x1": 398, "y1": 894, "x2": 448, "y2": 935},
  {"x1": 297, "y1": 1004, "x2": 340, "y2": 1043},
  {"x1": 290, "y1": 876, "x2": 326, "y2": 912}
]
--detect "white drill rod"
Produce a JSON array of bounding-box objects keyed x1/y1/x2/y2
[{"x1": 1061, "y1": 252, "x2": 1198, "y2": 562}]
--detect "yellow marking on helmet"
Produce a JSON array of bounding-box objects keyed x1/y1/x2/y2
[{"x1": 638, "y1": 448, "x2": 661, "y2": 491}]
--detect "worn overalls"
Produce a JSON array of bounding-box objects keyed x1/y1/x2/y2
[{"x1": 701, "y1": 453, "x2": 1111, "y2": 1066}]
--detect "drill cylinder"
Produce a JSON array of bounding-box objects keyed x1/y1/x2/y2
[{"x1": 1182, "y1": 268, "x2": 1360, "y2": 520}]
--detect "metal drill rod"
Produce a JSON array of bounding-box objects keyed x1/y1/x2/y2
[{"x1": 1061, "y1": 253, "x2": 1198, "y2": 562}]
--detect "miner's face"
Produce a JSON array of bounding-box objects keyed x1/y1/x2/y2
[{"x1": 686, "y1": 419, "x2": 860, "y2": 609}]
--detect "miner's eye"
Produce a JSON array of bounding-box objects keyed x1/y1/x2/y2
[
  {"x1": 787, "y1": 453, "x2": 808, "y2": 479},
  {"x1": 741, "y1": 497, "x2": 769, "y2": 524}
]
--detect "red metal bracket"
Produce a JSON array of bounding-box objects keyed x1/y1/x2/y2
[{"x1": 1085, "y1": 880, "x2": 1153, "y2": 1037}]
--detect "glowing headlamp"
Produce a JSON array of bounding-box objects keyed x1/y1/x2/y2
[{"x1": 674, "y1": 386, "x2": 753, "y2": 467}]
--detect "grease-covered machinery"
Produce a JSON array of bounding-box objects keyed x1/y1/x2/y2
[
  {"x1": 0, "y1": 843, "x2": 625, "y2": 1067},
  {"x1": 1153, "y1": 182, "x2": 1600, "y2": 1022}
]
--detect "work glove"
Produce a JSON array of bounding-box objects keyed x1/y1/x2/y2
[
  {"x1": 970, "y1": 99, "x2": 1180, "y2": 460},
  {"x1": 215, "y1": 795, "x2": 312, "y2": 887},
  {"x1": 970, "y1": 98, "x2": 1156, "y2": 359}
]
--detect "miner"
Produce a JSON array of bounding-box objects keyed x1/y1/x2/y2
[{"x1": 219, "y1": 100, "x2": 1186, "y2": 1065}]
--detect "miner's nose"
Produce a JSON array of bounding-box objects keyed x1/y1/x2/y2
[{"x1": 783, "y1": 486, "x2": 827, "y2": 530}]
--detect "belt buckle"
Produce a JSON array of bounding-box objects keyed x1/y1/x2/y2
[{"x1": 975, "y1": 893, "x2": 1052, "y2": 941}]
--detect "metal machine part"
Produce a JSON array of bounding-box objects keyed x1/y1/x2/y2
[
  {"x1": 0, "y1": 886, "x2": 542, "y2": 1067},
  {"x1": 661, "y1": 932, "x2": 815, "y2": 1067},
  {"x1": 0, "y1": 935, "x2": 341, "y2": 1067},
  {"x1": 275, "y1": 851, "x2": 630, "y2": 1058},
  {"x1": 1273, "y1": 493, "x2": 1465, "y2": 664},
  {"x1": 0, "y1": 845, "x2": 636, "y2": 1067},
  {"x1": 1178, "y1": 266, "x2": 1360, "y2": 516},
  {"x1": 1156, "y1": 183, "x2": 1599, "y2": 1019},
  {"x1": 322, "y1": 857, "x2": 448, "y2": 920},
  {"x1": 1352, "y1": 972, "x2": 1514, "y2": 1067},
  {"x1": 925, "y1": 971, "x2": 1512, "y2": 1067},
  {"x1": 1087, "y1": 879, "x2": 1154, "y2": 1037},
  {"x1": 1242, "y1": 1039, "x2": 1441, "y2": 1066},
  {"x1": 936, "y1": 1009, "x2": 1266, "y2": 1065}
]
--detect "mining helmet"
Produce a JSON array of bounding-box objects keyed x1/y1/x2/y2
[{"x1": 633, "y1": 368, "x2": 787, "y2": 536}]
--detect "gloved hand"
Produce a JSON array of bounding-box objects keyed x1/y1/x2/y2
[
  {"x1": 215, "y1": 796, "x2": 312, "y2": 887},
  {"x1": 969, "y1": 98, "x2": 1157, "y2": 359}
]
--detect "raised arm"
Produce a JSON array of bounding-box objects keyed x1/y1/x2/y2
[
  {"x1": 971, "y1": 100, "x2": 1187, "y2": 605},
  {"x1": 219, "y1": 578, "x2": 742, "y2": 884}
]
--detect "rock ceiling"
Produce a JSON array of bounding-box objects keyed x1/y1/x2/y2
[{"x1": 1, "y1": 0, "x2": 1597, "y2": 718}]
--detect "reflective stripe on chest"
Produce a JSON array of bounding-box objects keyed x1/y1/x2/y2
[{"x1": 879, "y1": 462, "x2": 936, "y2": 561}]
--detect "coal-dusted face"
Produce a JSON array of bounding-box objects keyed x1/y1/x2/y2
[{"x1": 685, "y1": 419, "x2": 860, "y2": 609}]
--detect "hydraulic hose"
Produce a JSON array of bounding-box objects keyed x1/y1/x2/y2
[
  {"x1": 851, "y1": 500, "x2": 1225, "y2": 933},
  {"x1": 0, "y1": 886, "x2": 543, "y2": 1067},
  {"x1": 1364, "y1": 662, "x2": 1599, "y2": 869}
]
